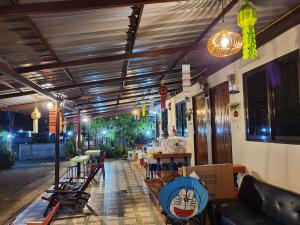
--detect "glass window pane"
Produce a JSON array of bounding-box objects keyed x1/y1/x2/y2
[
  {"x1": 182, "y1": 102, "x2": 188, "y2": 137},
  {"x1": 272, "y1": 58, "x2": 300, "y2": 137},
  {"x1": 245, "y1": 70, "x2": 270, "y2": 138},
  {"x1": 161, "y1": 109, "x2": 168, "y2": 136},
  {"x1": 176, "y1": 103, "x2": 182, "y2": 135}
]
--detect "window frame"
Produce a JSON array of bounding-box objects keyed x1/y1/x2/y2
[
  {"x1": 161, "y1": 109, "x2": 168, "y2": 136},
  {"x1": 243, "y1": 49, "x2": 300, "y2": 144},
  {"x1": 175, "y1": 101, "x2": 187, "y2": 137}
]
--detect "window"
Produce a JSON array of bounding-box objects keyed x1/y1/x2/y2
[
  {"x1": 161, "y1": 109, "x2": 168, "y2": 136},
  {"x1": 244, "y1": 50, "x2": 300, "y2": 143},
  {"x1": 176, "y1": 101, "x2": 187, "y2": 137}
]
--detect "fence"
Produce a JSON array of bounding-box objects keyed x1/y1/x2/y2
[{"x1": 19, "y1": 143, "x2": 65, "y2": 160}]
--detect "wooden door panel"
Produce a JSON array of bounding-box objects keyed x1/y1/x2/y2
[
  {"x1": 210, "y1": 82, "x2": 232, "y2": 164},
  {"x1": 193, "y1": 95, "x2": 208, "y2": 165}
]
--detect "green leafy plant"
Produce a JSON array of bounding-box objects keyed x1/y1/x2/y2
[
  {"x1": 0, "y1": 131, "x2": 14, "y2": 169},
  {"x1": 89, "y1": 114, "x2": 155, "y2": 158}
]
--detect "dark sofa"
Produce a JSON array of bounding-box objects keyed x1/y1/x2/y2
[{"x1": 207, "y1": 175, "x2": 300, "y2": 225}]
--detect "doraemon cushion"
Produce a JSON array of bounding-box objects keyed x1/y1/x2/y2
[{"x1": 159, "y1": 176, "x2": 208, "y2": 221}]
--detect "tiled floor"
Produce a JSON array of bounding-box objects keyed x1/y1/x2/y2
[{"x1": 13, "y1": 160, "x2": 165, "y2": 225}]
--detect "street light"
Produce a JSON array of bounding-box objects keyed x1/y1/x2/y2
[
  {"x1": 47, "y1": 102, "x2": 54, "y2": 109},
  {"x1": 83, "y1": 117, "x2": 89, "y2": 123}
]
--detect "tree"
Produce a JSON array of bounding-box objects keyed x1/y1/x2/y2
[
  {"x1": 0, "y1": 130, "x2": 15, "y2": 169},
  {"x1": 89, "y1": 114, "x2": 155, "y2": 156}
]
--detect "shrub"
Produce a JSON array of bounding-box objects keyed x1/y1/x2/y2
[
  {"x1": 0, "y1": 150, "x2": 15, "y2": 169},
  {"x1": 64, "y1": 137, "x2": 76, "y2": 159},
  {"x1": 103, "y1": 144, "x2": 129, "y2": 158}
]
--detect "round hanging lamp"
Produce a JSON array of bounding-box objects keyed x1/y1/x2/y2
[{"x1": 207, "y1": 29, "x2": 242, "y2": 57}]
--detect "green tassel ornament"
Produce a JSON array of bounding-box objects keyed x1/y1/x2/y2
[{"x1": 238, "y1": 0, "x2": 257, "y2": 60}]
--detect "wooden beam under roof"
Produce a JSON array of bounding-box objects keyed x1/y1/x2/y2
[
  {"x1": 0, "y1": 101, "x2": 47, "y2": 111},
  {"x1": 0, "y1": 59, "x2": 78, "y2": 113},
  {"x1": 76, "y1": 89, "x2": 174, "y2": 109},
  {"x1": 0, "y1": 69, "x2": 184, "y2": 99},
  {"x1": 80, "y1": 99, "x2": 161, "y2": 114},
  {"x1": 168, "y1": 0, "x2": 239, "y2": 71},
  {"x1": 16, "y1": 45, "x2": 188, "y2": 74},
  {"x1": 117, "y1": 5, "x2": 144, "y2": 107},
  {"x1": 0, "y1": 0, "x2": 187, "y2": 16}
]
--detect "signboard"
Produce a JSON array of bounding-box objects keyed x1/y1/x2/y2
[{"x1": 182, "y1": 64, "x2": 191, "y2": 95}]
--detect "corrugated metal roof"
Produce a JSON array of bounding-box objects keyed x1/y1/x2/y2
[{"x1": 0, "y1": 0, "x2": 298, "y2": 116}]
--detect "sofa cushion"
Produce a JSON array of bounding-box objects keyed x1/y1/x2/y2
[
  {"x1": 207, "y1": 199, "x2": 282, "y2": 225},
  {"x1": 239, "y1": 176, "x2": 300, "y2": 225}
]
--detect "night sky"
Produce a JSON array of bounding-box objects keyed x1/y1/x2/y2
[{"x1": 0, "y1": 111, "x2": 48, "y2": 132}]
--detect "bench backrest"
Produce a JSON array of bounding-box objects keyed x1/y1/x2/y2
[{"x1": 238, "y1": 175, "x2": 300, "y2": 225}]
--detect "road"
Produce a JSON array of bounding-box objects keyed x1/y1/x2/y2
[{"x1": 0, "y1": 160, "x2": 67, "y2": 225}]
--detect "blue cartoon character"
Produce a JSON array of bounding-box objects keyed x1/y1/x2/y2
[{"x1": 159, "y1": 177, "x2": 208, "y2": 222}]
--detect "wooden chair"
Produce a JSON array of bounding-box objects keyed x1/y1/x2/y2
[
  {"x1": 42, "y1": 151, "x2": 106, "y2": 216},
  {"x1": 26, "y1": 202, "x2": 61, "y2": 225}
]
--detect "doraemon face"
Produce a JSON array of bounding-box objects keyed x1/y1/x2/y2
[{"x1": 169, "y1": 188, "x2": 198, "y2": 218}]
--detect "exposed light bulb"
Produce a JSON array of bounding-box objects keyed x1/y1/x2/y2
[
  {"x1": 220, "y1": 36, "x2": 230, "y2": 48},
  {"x1": 47, "y1": 102, "x2": 54, "y2": 109}
]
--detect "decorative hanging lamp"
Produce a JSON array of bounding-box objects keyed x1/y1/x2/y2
[
  {"x1": 207, "y1": 29, "x2": 242, "y2": 57},
  {"x1": 142, "y1": 102, "x2": 146, "y2": 117},
  {"x1": 237, "y1": 0, "x2": 257, "y2": 60},
  {"x1": 31, "y1": 106, "x2": 41, "y2": 133},
  {"x1": 136, "y1": 108, "x2": 141, "y2": 121},
  {"x1": 207, "y1": 0, "x2": 242, "y2": 58},
  {"x1": 159, "y1": 82, "x2": 168, "y2": 110},
  {"x1": 131, "y1": 108, "x2": 137, "y2": 120}
]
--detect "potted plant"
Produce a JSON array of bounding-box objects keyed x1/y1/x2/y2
[{"x1": 230, "y1": 102, "x2": 240, "y2": 117}]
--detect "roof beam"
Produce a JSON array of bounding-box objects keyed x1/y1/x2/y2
[
  {"x1": 16, "y1": 45, "x2": 188, "y2": 74},
  {"x1": 0, "y1": 101, "x2": 47, "y2": 111},
  {"x1": 0, "y1": 59, "x2": 78, "y2": 113},
  {"x1": 0, "y1": 0, "x2": 187, "y2": 16},
  {"x1": 117, "y1": 5, "x2": 144, "y2": 107},
  {"x1": 168, "y1": 0, "x2": 239, "y2": 71},
  {"x1": 24, "y1": 17, "x2": 78, "y2": 86},
  {"x1": 0, "y1": 69, "x2": 183, "y2": 99},
  {"x1": 81, "y1": 98, "x2": 161, "y2": 113},
  {"x1": 76, "y1": 89, "x2": 174, "y2": 109}
]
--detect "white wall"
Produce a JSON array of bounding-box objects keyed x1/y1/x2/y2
[{"x1": 164, "y1": 24, "x2": 300, "y2": 193}]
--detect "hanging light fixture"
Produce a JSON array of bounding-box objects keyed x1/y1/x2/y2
[
  {"x1": 31, "y1": 106, "x2": 41, "y2": 133},
  {"x1": 207, "y1": 0, "x2": 242, "y2": 58},
  {"x1": 207, "y1": 29, "x2": 242, "y2": 57}
]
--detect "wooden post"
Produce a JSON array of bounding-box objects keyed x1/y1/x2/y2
[
  {"x1": 77, "y1": 113, "x2": 81, "y2": 154},
  {"x1": 54, "y1": 101, "x2": 60, "y2": 188}
]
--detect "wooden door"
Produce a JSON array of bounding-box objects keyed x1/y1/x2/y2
[
  {"x1": 210, "y1": 82, "x2": 232, "y2": 164},
  {"x1": 193, "y1": 95, "x2": 208, "y2": 165}
]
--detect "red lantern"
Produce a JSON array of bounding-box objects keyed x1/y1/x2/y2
[{"x1": 159, "y1": 84, "x2": 168, "y2": 109}]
